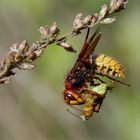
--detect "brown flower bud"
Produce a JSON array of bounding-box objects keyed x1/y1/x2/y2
[
  {"x1": 0, "y1": 77, "x2": 10, "y2": 84},
  {"x1": 83, "y1": 15, "x2": 93, "y2": 26},
  {"x1": 57, "y1": 41, "x2": 76, "y2": 53},
  {"x1": 27, "y1": 43, "x2": 37, "y2": 54},
  {"x1": 89, "y1": 13, "x2": 98, "y2": 27},
  {"x1": 26, "y1": 43, "x2": 37, "y2": 61},
  {"x1": 99, "y1": 5, "x2": 109, "y2": 20},
  {"x1": 10, "y1": 43, "x2": 20, "y2": 62},
  {"x1": 10, "y1": 43, "x2": 19, "y2": 53},
  {"x1": 39, "y1": 26, "x2": 50, "y2": 40},
  {"x1": 110, "y1": 0, "x2": 128, "y2": 12},
  {"x1": 34, "y1": 49, "x2": 43, "y2": 57},
  {"x1": 17, "y1": 63, "x2": 34, "y2": 70},
  {"x1": 100, "y1": 17, "x2": 116, "y2": 24},
  {"x1": 49, "y1": 22, "x2": 60, "y2": 38},
  {"x1": 15, "y1": 40, "x2": 29, "y2": 62},
  {"x1": 73, "y1": 13, "x2": 84, "y2": 32},
  {"x1": 18, "y1": 40, "x2": 29, "y2": 53}
]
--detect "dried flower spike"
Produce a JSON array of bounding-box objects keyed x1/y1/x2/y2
[{"x1": 0, "y1": 0, "x2": 129, "y2": 84}]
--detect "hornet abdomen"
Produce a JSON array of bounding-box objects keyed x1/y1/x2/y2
[{"x1": 93, "y1": 54, "x2": 125, "y2": 78}]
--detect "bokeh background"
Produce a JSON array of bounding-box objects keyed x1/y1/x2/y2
[{"x1": 0, "y1": 0, "x2": 139, "y2": 140}]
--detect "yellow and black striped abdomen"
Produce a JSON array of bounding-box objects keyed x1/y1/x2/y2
[{"x1": 94, "y1": 54, "x2": 125, "y2": 78}]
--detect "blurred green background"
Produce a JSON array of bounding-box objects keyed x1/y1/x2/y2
[{"x1": 0, "y1": 0, "x2": 139, "y2": 140}]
